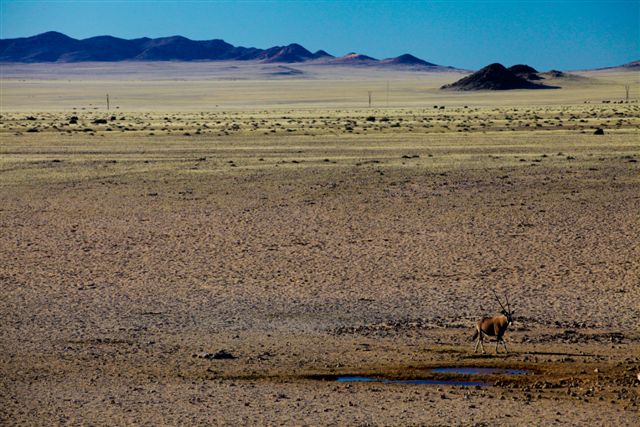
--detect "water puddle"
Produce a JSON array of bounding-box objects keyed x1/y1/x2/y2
[
  {"x1": 328, "y1": 366, "x2": 528, "y2": 387},
  {"x1": 336, "y1": 376, "x2": 490, "y2": 387},
  {"x1": 431, "y1": 367, "x2": 528, "y2": 375}
]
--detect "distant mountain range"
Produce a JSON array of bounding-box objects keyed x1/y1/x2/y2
[
  {"x1": 593, "y1": 60, "x2": 640, "y2": 71},
  {"x1": 0, "y1": 31, "x2": 448, "y2": 69}
]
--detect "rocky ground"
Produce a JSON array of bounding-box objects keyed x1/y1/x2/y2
[{"x1": 1, "y1": 109, "x2": 639, "y2": 425}]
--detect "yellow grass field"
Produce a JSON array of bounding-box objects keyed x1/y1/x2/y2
[{"x1": 1, "y1": 63, "x2": 639, "y2": 425}]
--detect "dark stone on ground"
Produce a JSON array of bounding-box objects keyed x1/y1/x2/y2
[{"x1": 194, "y1": 350, "x2": 237, "y2": 360}]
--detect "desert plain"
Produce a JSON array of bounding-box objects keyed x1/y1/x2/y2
[{"x1": 1, "y1": 62, "x2": 639, "y2": 425}]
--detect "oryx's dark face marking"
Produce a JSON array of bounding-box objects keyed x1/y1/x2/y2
[{"x1": 501, "y1": 309, "x2": 514, "y2": 326}]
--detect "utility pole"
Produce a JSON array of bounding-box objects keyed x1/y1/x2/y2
[
  {"x1": 106, "y1": 94, "x2": 110, "y2": 110},
  {"x1": 625, "y1": 84, "x2": 630, "y2": 103},
  {"x1": 368, "y1": 91, "x2": 372, "y2": 108},
  {"x1": 386, "y1": 80, "x2": 389, "y2": 107}
]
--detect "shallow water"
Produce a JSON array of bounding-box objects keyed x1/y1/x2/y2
[
  {"x1": 430, "y1": 367, "x2": 528, "y2": 375},
  {"x1": 336, "y1": 376, "x2": 491, "y2": 387},
  {"x1": 334, "y1": 367, "x2": 528, "y2": 386}
]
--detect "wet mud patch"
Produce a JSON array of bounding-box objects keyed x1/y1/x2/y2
[
  {"x1": 307, "y1": 366, "x2": 530, "y2": 387},
  {"x1": 431, "y1": 367, "x2": 528, "y2": 375},
  {"x1": 335, "y1": 376, "x2": 491, "y2": 387}
]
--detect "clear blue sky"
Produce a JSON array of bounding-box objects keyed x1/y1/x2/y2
[{"x1": 1, "y1": 0, "x2": 638, "y2": 70}]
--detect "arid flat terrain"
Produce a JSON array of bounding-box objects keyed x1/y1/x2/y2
[{"x1": 1, "y1": 65, "x2": 639, "y2": 425}]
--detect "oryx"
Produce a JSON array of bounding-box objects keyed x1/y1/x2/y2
[{"x1": 472, "y1": 290, "x2": 514, "y2": 354}]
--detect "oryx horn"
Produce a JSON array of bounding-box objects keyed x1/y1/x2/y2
[{"x1": 492, "y1": 289, "x2": 506, "y2": 312}]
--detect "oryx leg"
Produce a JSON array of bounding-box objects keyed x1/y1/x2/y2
[
  {"x1": 475, "y1": 330, "x2": 486, "y2": 354},
  {"x1": 501, "y1": 337, "x2": 508, "y2": 354}
]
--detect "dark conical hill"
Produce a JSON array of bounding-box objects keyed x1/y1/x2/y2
[
  {"x1": 508, "y1": 64, "x2": 539, "y2": 74},
  {"x1": 507, "y1": 64, "x2": 542, "y2": 80},
  {"x1": 381, "y1": 53, "x2": 436, "y2": 67},
  {"x1": 441, "y1": 63, "x2": 553, "y2": 90}
]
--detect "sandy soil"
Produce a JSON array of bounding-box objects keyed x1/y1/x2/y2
[
  {"x1": 1, "y1": 74, "x2": 639, "y2": 425},
  {"x1": 0, "y1": 62, "x2": 635, "y2": 110}
]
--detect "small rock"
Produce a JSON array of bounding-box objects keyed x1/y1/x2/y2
[
  {"x1": 195, "y1": 350, "x2": 237, "y2": 360},
  {"x1": 594, "y1": 128, "x2": 604, "y2": 135}
]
